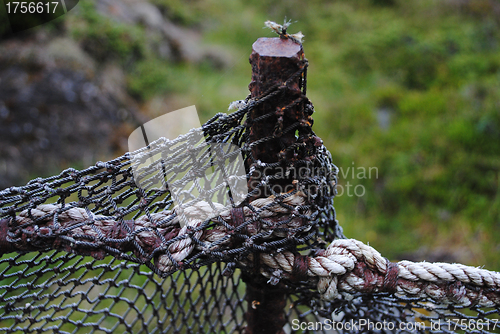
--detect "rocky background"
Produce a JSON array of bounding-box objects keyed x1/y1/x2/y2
[{"x1": 0, "y1": 0, "x2": 231, "y2": 189}]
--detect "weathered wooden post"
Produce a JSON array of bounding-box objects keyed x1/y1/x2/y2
[{"x1": 243, "y1": 36, "x2": 310, "y2": 334}]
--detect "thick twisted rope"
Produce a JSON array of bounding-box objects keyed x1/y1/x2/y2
[
  {"x1": 4, "y1": 196, "x2": 500, "y2": 307},
  {"x1": 259, "y1": 239, "x2": 500, "y2": 307},
  {"x1": 5, "y1": 192, "x2": 309, "y2": 272}
]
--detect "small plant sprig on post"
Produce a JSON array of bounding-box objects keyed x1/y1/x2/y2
[{"x1": 264, "y1": 19, "x2": 304, "y2": 44}]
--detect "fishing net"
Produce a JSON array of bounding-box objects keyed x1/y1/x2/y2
[{"x1": 1, "y1": 28, "x2": 499, "y2": 334}]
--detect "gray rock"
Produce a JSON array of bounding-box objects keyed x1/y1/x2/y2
[
  {"x1": 132, "y1": 3, "x2": 164, "y2": 30},
  {"x1": 0, "y1": 39, "x2": 139, "y2": 189},
  {"x1": 376, "y1": 107, "x2": 392, "y2": 130},
  {"x1": 95, "y1": 0, "x2": 137, "y2": 24},
  {"x1": 46, "y1": 38, "x2": 96, "y2": 76},
  {"x1": 94, "y1": 0, "x2": 230, "y2": 67}
]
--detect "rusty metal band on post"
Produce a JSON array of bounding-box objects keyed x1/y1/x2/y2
[{"x1": 243, "y1": 37, "x2": 307, "y2": 334}]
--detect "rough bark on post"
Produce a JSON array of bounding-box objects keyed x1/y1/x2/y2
[
  {"x1": 246, "y1": 37, "x2": 310, "y2": 199},
  {"x1": 243, "y1": 36, "x2": 307, "y2": 334}
]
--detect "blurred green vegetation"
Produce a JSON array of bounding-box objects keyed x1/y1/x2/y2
[{"x1": 64, "y1": 0, "x2": 499, "y2": 269}]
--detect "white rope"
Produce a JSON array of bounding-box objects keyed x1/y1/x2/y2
[{"x1": 259, "y1": 238, "x2": 500, "y2": 307}]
